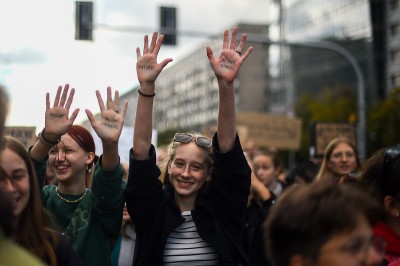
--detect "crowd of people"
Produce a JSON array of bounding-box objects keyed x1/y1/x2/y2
[{"x1": 0, "y1": 26, "x2": 399, "y2": 266}]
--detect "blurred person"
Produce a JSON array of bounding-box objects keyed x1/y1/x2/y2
[
  {"x1": 0, "y1": 85, "x2": 46, "y2": 266},
  {"x1": 244, "y1": 153, "x2": 275, "y2": 266},
  {"x1": 29, "y1": 84, "x2": 128, "y2": 266},
  {"x1": 285, "y1": 160, "x2": 317, "y2": 186},
  {"x1": 0, "y1": 84, "x2": 9, "y2": 147},
  {"x1": 315, "y1": 137, "x2": 361, "y2": 184},
  {"x1": 0, "y1": 186, "x2": 46, "y2": 266},
  {"x1": 126, "y1": 27, "x2": 253, "y2": 265},
  {"x1": 264, "y1": 181, "x2": 385, "y2": 266},
  {"x1": 244, "y1": 139, "x2": 259, "y2": 161},
  {"x1": 111, "y1": 202, "x2": 136, "y2": 266},
  {"x1": 1, "y1": 136, "x2": 82, "y2": 265},
  {"x1": 156, "y1": 145, "x2": 168, "y2": 167},
  {"x1": 45, "y1": 160, "x2": 58, "y2": 185},
  {"x1": 360, "y1": 145, "x2": 400, "y2": 265},
  {"x1": 120, "y1": 161, "x2": 129, "y2": 181},
  {"x1": 253, "y1": 149, "x2": 286, "y2": 197}
]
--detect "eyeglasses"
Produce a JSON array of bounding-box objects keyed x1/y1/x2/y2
[
  {"x1": 383, "y1": 144, "x2": 400, "y2": 177},
  {"x1": 321, "y1": 235, "x2": 386, "y2": 261},
  {"x1": 173, "y1": 133, "x2": 212, "y2": 148}
]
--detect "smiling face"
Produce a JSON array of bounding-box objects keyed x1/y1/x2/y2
[
  {"x1": 168, "y1": 142, "x2": 211, "y2": 203},
  {"x1": 0, "y1": 148, "x2": 30, "y2": 220},
  {"x1": 327, "y1": 142, "x2": 358, "y2": 177},
  {"x1": 48, "y1": 134, "x2": 94, "y2": 185}
]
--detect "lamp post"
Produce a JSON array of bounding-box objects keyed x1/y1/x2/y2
[{"x1": 245, "y1": 34, "x2": 367, "y2": 161}]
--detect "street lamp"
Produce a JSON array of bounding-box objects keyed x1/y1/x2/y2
[{"x1": 245, "y1": 34, "x2": 367, "y2": 161}]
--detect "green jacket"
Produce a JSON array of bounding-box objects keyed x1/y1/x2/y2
[{"x1": 32, "y1": 155, "x2": 125, "y2": 266}]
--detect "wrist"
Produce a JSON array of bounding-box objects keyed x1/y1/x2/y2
[{"x1": 38, "y1": 128, "x2": 61, "y2": 147}]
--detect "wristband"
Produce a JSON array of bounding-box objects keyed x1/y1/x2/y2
[
  {"x1": 138, "y1": 89, "x2": 155, "y2": 98},
  {"x1": 38, "y1": 128, "x2": 61, "y2": 147}
]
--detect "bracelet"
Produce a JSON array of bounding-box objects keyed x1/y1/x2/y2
[
  {"x1": 38, "y1": 128, "x2": 61, "y2": 147},
  {"x1": 138, "y1": 89, "x2": 155, "y2": 98}
]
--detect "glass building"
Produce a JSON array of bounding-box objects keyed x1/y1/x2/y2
[{"x1": 268, "y1": 0, "x2": 386, "y2": 115}]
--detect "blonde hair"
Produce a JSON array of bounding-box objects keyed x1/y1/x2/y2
[
  {"x1": 160, "y1": 132, "x2": 213, "y2": 186},
  {"x1": 315, "y1": 137, "x2": 361, "y2": 182}
]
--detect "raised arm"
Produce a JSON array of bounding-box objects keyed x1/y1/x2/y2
[
  {"x1": 30, "y1": 84, "x2": 80, "y2": 161},
  {"x1": 206, "y1": 27, "x2": 253, "y2": 152},
  {"x1": 133, "y1": 32, "x2": 172, "y2": 160},
  {"x1": 86, "y1": 87, "x2": 128, "y2": 170}
]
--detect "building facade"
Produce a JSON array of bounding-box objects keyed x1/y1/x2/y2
[{"x1": 152, "y1": 23, "x2": 269, "y2": 133}]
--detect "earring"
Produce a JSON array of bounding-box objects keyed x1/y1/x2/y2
[{"x1": 86, "y1": 164, "x2": 91, "y2": 173}]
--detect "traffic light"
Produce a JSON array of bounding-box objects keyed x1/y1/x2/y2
[
  {"x1": 75, "y1": 1, "x2": 93, "y2": 41},
  {"x1": 160, "y1": 6, "x2": 177, "y2": 45}
]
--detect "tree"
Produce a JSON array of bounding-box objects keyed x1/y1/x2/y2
[
  {"x1": 367, "y1": 87, "x2": 400, "y2": 154},
  {"x1": 295, "y1": 86, "x2": 357, "y2": 161}
]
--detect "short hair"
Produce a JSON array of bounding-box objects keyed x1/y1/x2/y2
[{"x1": 264, "y1": 182, "x2": 379, "y2": 266}]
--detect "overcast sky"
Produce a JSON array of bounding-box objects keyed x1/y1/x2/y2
[{"x1": 0, "y1": 0, "x2": 275, "y2": 132}]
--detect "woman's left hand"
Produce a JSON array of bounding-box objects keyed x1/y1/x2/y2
[
  {"x1": 206, "y1": 27, "x2": 253, "y2": 84},
  {"x1": 86, "y1": 86, "x2": 128, "y2": 143}
]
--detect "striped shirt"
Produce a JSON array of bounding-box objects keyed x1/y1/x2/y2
[{"x1": 163, "y1": 211, "x2": 220, "y2": 265}]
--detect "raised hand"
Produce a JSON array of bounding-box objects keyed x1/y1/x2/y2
[
  {"x1": 45, "y1": 84, "x2": 80, "y2": 140},
  {"x1": 206, "y1": 27, "x2": 253, "y2": 84},
  {"x1": 136, "y1": 32, "x2": 173, "y2": 85},
  {"x1": 86, "y1": 86, "x2": 128, "y2": 143}
]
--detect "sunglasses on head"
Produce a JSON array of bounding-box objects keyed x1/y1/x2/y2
[
  {"x1": 173, "y1": 133, "x2": 212, "y2": 148},
  {"x1": 383, "y1": 144, "x2": 400, "y2": 177}
]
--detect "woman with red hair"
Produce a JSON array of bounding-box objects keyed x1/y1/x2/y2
[{"x1": 29, "y1": 85, "x2": 128, "y2": 266}]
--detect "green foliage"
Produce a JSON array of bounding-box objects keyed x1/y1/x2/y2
[
  {"x1": 367, "y1": 87, "x2": 400, "y2": 154},
  {"x1": 157, "y1": 127, "x2": 187, "y2": 147},
  {"x1": 295, "y1": 86, "x2": 357, "y2": 161}
]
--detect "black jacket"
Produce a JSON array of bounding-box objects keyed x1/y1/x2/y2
[{"x1": 126, "y1": 134, "x2": 251, "y2": 265}]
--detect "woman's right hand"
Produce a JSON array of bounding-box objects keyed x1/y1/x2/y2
[
  {"x1": 136, "y1": 32, "x2": 173, "y2": 86},
  {"x1": 44, "y1": 84, "x2": 79, "y2": 140}
]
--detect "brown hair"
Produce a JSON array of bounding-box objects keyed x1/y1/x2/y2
[
  {"x1": 315, "y1": 137, "x2": 361, "y2": 182},
  {"x1": 264, "y1": 182, "x2": 379, "y2": 266},
  {"x1": 360, "y1": 147, "x2": 400, "y2": 214},
  {"x1": 2, "y1": 136, "x2": 58, "y2": 265}
]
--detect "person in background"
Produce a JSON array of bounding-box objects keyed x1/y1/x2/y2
[
  {"x1": 244, "y1": 153, "x2": 275, "y2": 266},
  {"x1": 29, "y1": 84, "x2": 128, "y2": 266},
  {"x1": 360, "y1": 145, "x2": 400, "y2": 265},
  {"x1": 45, "y1": 160, "x2": 58, "y2": 185},
  {"x1": 126, "y1": 27, "x2": 253, "y2": 265},
  {"x1": 0, "y1": 85, "x2": 8, "y2": 148},
  {"x1": 1, "y1": 136, "x2": 82, "y2": 265},
  {"x1": 315, "y1": 137, "x2": 361, "y2": 184},
  {"x1": 253, "y1": 149, "x2": 285, "y2": 197},
  {"x1": 264, "y1": 181, "x2": 385, "y2": 266},
  {"x1": 285, "y1": 160, "x2": 317, "y2": 186},
  {"x1": 0, "y1": 85, "x2": 46, "y2": 266},
  {"x1": 120, "y1": 162, "x2": 129, "y2": 181},
  {"x1": 111, "y1": 202, "x2": 136, "y2": 266}
]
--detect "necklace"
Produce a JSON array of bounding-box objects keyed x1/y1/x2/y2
[{"x1": 56, "y1": 187, "x2": 88, "y2": 203}]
